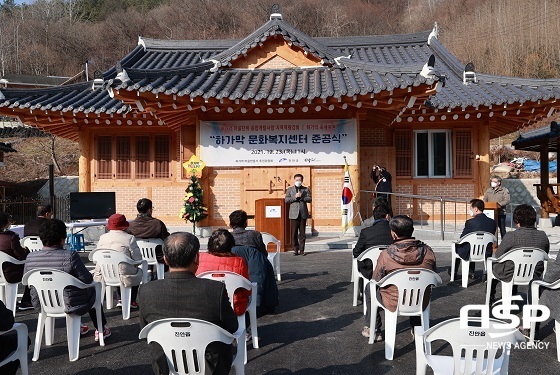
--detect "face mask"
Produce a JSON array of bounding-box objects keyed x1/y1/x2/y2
[
  {"x1": 294, "y1": 181, "x2": 302, "y2": 187},
  {"x1": 491, "y1": 182, "x2": 498, "y2": 188},
  {"x1": 469, "y1": 210, "x2": 474, "y2": 217}
]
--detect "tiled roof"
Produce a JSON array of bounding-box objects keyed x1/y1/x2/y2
[
  {"x1": 0, "y1": 82, "x2": 129, "y2": 115},
  {"x1": 0, "y1": 142, "x2": 16, "y2": 152},
  {"x1": 0, "y1": 122, "x2": 49, "y2": 138},
  {"x1": 512, "y1": 122, "x2": 560, "y2": 151},
  {"x1": 2, "y1": 17, "x2": 560, "y2": 122}
]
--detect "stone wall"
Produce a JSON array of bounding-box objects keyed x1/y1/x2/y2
[{"x1": 500, "y1": 178, "x2": 555, "y2": 208}]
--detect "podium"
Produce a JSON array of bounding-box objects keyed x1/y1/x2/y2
[
  {"x1": 255, "y1": 198, "x2": 291, "y2": 252},
  {"x1": 484, "y1": 201, "x2": 500, "y2": 238}
]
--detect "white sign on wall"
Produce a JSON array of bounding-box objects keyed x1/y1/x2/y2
[{"x1": 199, "y1": 119, "x2": 357, "y2": 166}]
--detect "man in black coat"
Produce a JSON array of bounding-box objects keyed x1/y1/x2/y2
[
  {"x1": 451, "y1": 199, "x2": 497, "y2": 279},
  {"x1": 352, "y1": 204, "x2": 393, "y2": 341},
  {"x1": 23, "y1": 204, "x2": 52, "y2": 237},
  {"x1": 353, "y1": 204, "x2": 393, "y2": 279},
  {"x1": 139, "y1": 232, "x2": 238, "y2": 375}
]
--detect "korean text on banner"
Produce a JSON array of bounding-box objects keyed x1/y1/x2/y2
[
  {"x1": 199, "y1": 119, "x2": 357, "y2": 166},
  {"x1": 341, "y1": 165, "x2": 354, "y2": 233}
]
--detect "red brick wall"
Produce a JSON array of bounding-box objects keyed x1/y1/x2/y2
[
  {"x1": 258, "y1": 55, "x2": 296, "y2": 69},
  {"x1": 312, "y1": 166, "x2": 344, "y2": 233},
  {"x1": 209, "y1": 168, "x2": 242, "y2": 224},
  {"x1": 360, "y1": 126, "x2": 387, "y2": 147}
]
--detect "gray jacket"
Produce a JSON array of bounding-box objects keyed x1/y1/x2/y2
[
  {"x1": 231, "y1": 227, "x2": 267, "y2": 257},
  {"x1": 285, "y1": 185, "x2": 312, "y2": 220},
  {"x1": 483, "y1": 186, "x2": 510, "y2": 216},
  {"x1": 539, "y1": 256, "x2": 560, "y2": 322},
  {"x1": 24, "y1": 245, "x2": 96, "y2": 316},
  {"x1": 492, "y1": 227, "x2": 549, "y2": 282}
]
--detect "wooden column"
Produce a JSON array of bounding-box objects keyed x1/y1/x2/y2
[
  {"x1": 477, "y1": 120, "x2": 491, "y2": 198},
  {"x1": 195, "y1": 117, "x2": 211, "y2": 228},
  {"x1": 78, "y1": 127, "x2": 91, "y2": 192},
  {"x1": 540, "y1": 142, "x2": 550, "y2": 218},
  {"x1": 353, "y1": 111, "x2": 364, "y2": 225}
]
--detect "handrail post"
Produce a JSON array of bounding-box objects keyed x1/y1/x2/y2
[{"x1": 440, "y1": 197, "x2": 445, "y2": 240}]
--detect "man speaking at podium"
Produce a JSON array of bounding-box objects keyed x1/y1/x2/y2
[{"x1": 285, "y1": 174, "x2": 312, "y2": 256}]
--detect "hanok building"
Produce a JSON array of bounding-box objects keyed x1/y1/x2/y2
[{"x1": 1, "y1": 9, "x2": 560, "y2": 233}]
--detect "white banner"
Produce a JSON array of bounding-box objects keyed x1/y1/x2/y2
[{"x1": 199, "y1": 119, "x2": 357, "y2": 166}]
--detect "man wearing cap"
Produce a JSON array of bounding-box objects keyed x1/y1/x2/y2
[{"x1": 95, "y1": 214, "x2": 143, "y2": 309}]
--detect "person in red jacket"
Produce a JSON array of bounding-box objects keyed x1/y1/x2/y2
[{"x1": 196, "y1": 229, "x2": 251, "y2": 316}]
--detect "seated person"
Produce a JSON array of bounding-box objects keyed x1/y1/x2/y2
[
  {"x1": 0, "y1": 212, "x2": 32, "y2": 311},
  {"x1": 451, "y1": 198, "x2": 497, "y2": 280},
  {"x1": 0, "y1": 300, "x2": 29, "y2": 375},
  {"x1": 229, "y1": 210, "x2": 267, "y2": 257},
  {"x1": 196, "y1": 229, "x2": 251, "y2": 316},
  {"x1": 23, "y1": 204, "x2": 52, "y2": 237},
  {"x1": 126, "y1": 198, "x2": 169, "y2": 267},
  {"x1": 24, "y1": 219, "x2": 111, "y2": 340},
  {"x1": 489, "y1": 204, "x2": 549, "y2": 304},
  {"x1": 352, "y1": 205, "x2": 393, "y2": 339},
  {"x1": 95, "y1": 214, "x2": 143, "y2": 309},
  {"x1": 362, "y1": 198, "x2": 393, "y2": 228},
  {"x1": 371, "y1": 216, "x2": 437, "y2": 341},
  {"x1": 139, "y1": 232, "x2": 238, "y2": 375},
  {"x1": 232, "y1": 245, "x2": 279, "y2": 317}
]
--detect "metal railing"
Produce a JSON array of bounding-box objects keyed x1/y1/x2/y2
[
  {"x1": 0, "y1": 195, "x2": 70, "y2": 224},
  {"x1": 360, "y1": 190, "x2": 472, "y2": 240}
]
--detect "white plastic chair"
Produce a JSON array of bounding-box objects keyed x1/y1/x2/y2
[
  {"x1": 414, "y1": 317, "x2": 525, "y2": 375},
  {"x1": 136, "y1": 238, "x2": 165, "y2": 280},
  {"x1": 369, "y1": 268, "x2": 442, "y2": 360},
  {"x1": 139, "y1": 318, "x2": 244, "y2": 375},
  {"x1": 352, "y1": 246, "x2": 386, "y2": 313},
  {"x1": 485, "y1": 248, "x2": 549, "y2": 305},
  {"x1": 529, "y1": 277, "x2": 560, "y2": 360},
  {"x1": 89, "y1": 249, "x2": 148, "y2": 320},
  {"x1": 350, "y1": 240, "x2": 357, "y2": 282},
  {"x1": 22, "y1": 268, "x2": 105, "y2": 362},
  {"x1": 261, "y1": 232, "x2": 281, "y2": 281},
  {"x1": 0, "y1": 322, "x2": 29, "y2": 375},
  {"x1": 20, "y1": 236, "x2": 43, "y2": 252},
  {"x1": 450, "y1": 232, "x2": 496, "y2": 288},
  {"x1": 197, "y1": 271, "x2": 258, "y2": 360},
  {"x1": 0, "y1": 252, "x2": 25, "y2": 316}
]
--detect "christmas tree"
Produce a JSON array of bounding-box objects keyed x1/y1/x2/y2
[{"x1": 181, "y1": 175, "x2": 208, "y2": 234}]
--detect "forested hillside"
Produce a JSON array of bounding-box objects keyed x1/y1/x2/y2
[{"x1": 0, "y1": 0, "x2": 559, "y2": 79}]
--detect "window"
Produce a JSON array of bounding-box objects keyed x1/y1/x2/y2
[
  {"x1": 95, "y1": 134, "x2": 171, "y2": 180},
  {"x1": 414, "y1": 130, "x2": 452, "y2": 178},
  {"x1": 454, "y1": 129, "x2": 473, "y2": 177},
  {"x1": 395, "y1": 130, "x2": 412, "y2": 177}
]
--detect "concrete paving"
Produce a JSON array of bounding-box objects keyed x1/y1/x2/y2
[{"x1": 12, "y1": 226, "x2": 560, "y2": 374}]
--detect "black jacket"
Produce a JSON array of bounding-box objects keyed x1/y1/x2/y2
[
  {"x1": 138, "y1": 271, "x2": 238, "y2": 375},
  {"x1": 23, "y1": 217, "x2": 48, "y2": 237},
  {"x1": 353, "y1": 219, "x2": 393, "y2": 279},
  {"x1": 456, "y1": 213, "x2": 497, "y2": 260}
]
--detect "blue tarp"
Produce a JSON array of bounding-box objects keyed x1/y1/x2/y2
[{"x1": 523, "y1": 159, "x2": 557, "y2": 172}]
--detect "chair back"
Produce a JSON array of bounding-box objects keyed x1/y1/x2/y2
[
  {"x1": 139, "y1": 318, "x2": 235, "y2": 375},
  {"x1": 89, "y1": 249, "x2": 135, "y2": 287},
  {"x1": 0, "y1": 252, "x2": 24, "y2": 286},
  {"x1": 136, "y1": 238, "x2": 164, "y2": 265},
  {"x1": 458, "y1": 232, "x2": 496, "y2": 261},
  {"x1": 421, "y1": 317, "x2": 524, "y2": 375},
  {"x1": 357, "y1": 246, "x2": 387, "y2": 267},
  {"x1": 261, "y1": 232, "x2": 280, "y2": 253},
  {"x1": 22, "y1": 269, "x2": 88, "y2": 316},
  {"x1": 377, "y1": 268, "x2": 442, "y2": 315},
  {"x1": 197, "y1": 270, "x2": 252, "y2": 305},
  {"x1": 21, "y1": 236, "x2": 43, "y2": 252},
  {"x1": 497, "y1": 248, "x2": 548, "y2": 284}
]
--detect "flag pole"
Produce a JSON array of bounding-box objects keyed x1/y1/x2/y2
[{"x1": 343, "y1": 156, "x2": 364, "y2": 226}]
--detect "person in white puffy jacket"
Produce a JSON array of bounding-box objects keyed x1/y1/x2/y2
[{"x1": 94, "y1": 213, "x2": 143, "y2": 308}]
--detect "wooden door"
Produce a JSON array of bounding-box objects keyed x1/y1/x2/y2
[{"x1": 242, "y1": 166, "x2": 310, "y2": 221}]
